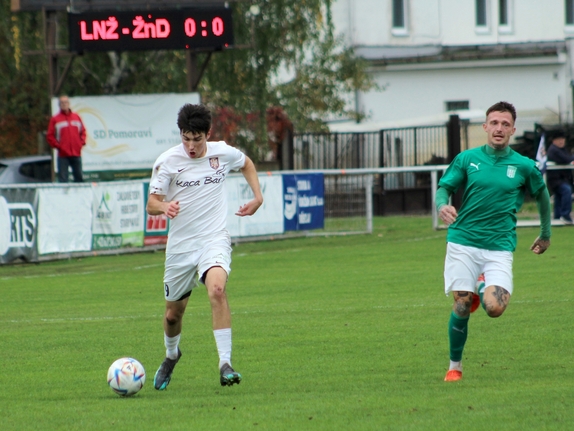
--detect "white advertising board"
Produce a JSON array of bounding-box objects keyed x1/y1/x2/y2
[
  {"x1": 226, "y1": 174, "x2": 284, "y2": 238},
  {"x1": 37, "y1": 186, "x2": 93, "y2": 254}
]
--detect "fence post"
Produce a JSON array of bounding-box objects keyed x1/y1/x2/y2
[
  {"x1": 366, "y1": 175, "x2": 373, "y2": 233},
  {"x1": 447, "y1": 115, "x2": 461, "y2": 162},
  {"x1": 446, "y1": 115, "x2": 462, "y2": 208},
  {"x1": 281, "y1": 128, "x2": 294, "y2": 170}
]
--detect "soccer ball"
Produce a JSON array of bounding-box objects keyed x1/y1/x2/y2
[{"x1": 107, "y1": 357, "x2": 146, "y2": 396}]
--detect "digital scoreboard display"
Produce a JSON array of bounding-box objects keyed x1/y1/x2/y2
[{"x1": 68, "y1": 7, "x2": 233, "y2": 52}]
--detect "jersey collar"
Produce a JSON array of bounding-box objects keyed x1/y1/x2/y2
[{"x1": 484, "y1": 144, "x2": 511, "y2": 157}]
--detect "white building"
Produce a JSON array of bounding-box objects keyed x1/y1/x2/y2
[{"x1": 330, "y1": 0, "x2": 574, "y2": 139}]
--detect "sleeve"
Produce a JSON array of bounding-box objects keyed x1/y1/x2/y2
[
  {"x1": 526, "y1": 163, "x2": 551, "y2": 239},
  {"x1": 225, "y1": 142, "x2": 246, "y2": 171},
  {"x1": 435, "y1": 187, "x2": 451, "y2": 211},
  {"x1": 149, "y1": 156, "x2": 171, "y2": 195},
  {"x1": 79, "y1": 116, "x2": 87, "y2": 146},
  {"x1": 534, "y1": 188, "x2": 551, "y2": 240},
  {"x1": 438, "y1": 154, "x2": 465, "y2": 193},
  {"x1": 46, "y1": 117, "x2": 59, "y2": 149}
]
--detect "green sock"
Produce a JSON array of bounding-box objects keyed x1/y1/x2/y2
[
  {"x1": 479, "y1": 288, "x2": 486, "y2": 311},
  {"x1": 448, "y1": 311, "x2": 469, "y2": 362}
]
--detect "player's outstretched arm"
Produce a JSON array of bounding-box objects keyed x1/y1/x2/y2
[
  {"x1": 532, "y1": 187, "x2": 551, "y2": 254},
  {"x1": 236, "y1": 156, "x2": 263, "y2": 217},
  {"x1": 146, "y1": 193, "x2": 180, "y2": 219}
]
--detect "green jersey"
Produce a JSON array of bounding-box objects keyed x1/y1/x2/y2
[{"x1": 438, "y1": 145, "x2": 546, "y2": 252}]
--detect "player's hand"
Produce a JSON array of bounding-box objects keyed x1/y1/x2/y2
[
  {"x1": 165, "y1": 200, "x2": 180, "y2": 219},
  {"x1": 530, "y1": 237, "x2": 550, "y2": 254},
  {"x1": 439, "y1": 205, "x2": 458, "y2": 225},
  {"x1": 235, "y1": 198, "x2": 263, "y2": 217}
]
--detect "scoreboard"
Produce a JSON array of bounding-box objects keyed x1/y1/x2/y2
[{"x1": 68, "y1": 7, "x2": 234, "y2": 52}]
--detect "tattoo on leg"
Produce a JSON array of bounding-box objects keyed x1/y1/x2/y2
[
  {"x1": 492, "y1": 285, "x2": 509, "y2": 307},
  {"x1": 454, "y1": 292, "x2": 472, "y2": 316}
]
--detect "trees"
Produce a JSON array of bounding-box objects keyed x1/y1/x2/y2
[
  {"x1": 0, "y1": 2, "x2": 50, "y2": 157},
  {"x1": 1, "y1": 0, "x2": 374, "y2": 161}
]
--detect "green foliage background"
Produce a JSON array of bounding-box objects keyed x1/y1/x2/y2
[{"x1": 0, "y1": 0, "x2": 374, "y2": 159}]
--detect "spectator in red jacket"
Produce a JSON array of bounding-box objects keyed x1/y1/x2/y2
[{"x1": 47, "y1": 95, "x2": 87, "y2": 182}]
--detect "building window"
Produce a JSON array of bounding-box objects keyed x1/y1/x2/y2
[
  {"x1": 499, "y1": 0, "x2": 508, "y2": 24},
  {"x1": 498, "y1": 0, "x2": 513, "y2": 33},
  {"x1": 392, "y1": 0, "x2": 408, "y2": 36},
  {"x1": 393, "y1": 0, "x2": 405, "y2": 27},
  {"x1": 446, "y1": 101, "x2": 470, "y2": 111},
  {"x1": 567, "y1": 0, "x2": 574, "y2": 25},
  {"x1": 476, "y1": 0, "x2": 487, "y2": 26}
]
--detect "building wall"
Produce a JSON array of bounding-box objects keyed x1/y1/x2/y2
[
  {"x1": 333, "y1": 0, "x2": 570, "y2": 46},
  {"x1": 330, "y1": 0, "x2": 574, "y2": 132}
]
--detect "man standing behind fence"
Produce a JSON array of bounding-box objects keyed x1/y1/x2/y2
[
  {"x1": 47, "y1": 95, "x2": 87, "y2": 182},
  {"x1": 436, "y1": 101, "x2": 551, "y2": 382},
  {"x1": 546, "y1": 131, "x2": 574, "y2": 224}
]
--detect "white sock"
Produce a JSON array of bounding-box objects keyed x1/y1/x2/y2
[
  {"x1": 165, "y1": 334, "x2": 180, "y2": 360},
  {"x1": 214, "y1": 328, "x2": 232, "y2": 369},
  {"x1": 449, "y1": 360, "x2": 463, "y2": 372}
]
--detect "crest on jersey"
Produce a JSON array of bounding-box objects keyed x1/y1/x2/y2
[
  {"x1": 209, "y1": 157, "x2": 220, "y2": 169},
  {"x1": 507, "y1": 166, "x2": 517, "y2": 178}
]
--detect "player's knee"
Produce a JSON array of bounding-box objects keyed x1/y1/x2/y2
[
  {"x1": 208, "y1": 284, "x2": 227, "y2": 302},
  {"x1": 485, "y1": 304, "x2": 505, "y2": 318},
  {"x1": 165, "y1": 309, "x2": 183, "y2": 326},
  {"x1": 453, "y1": 295, "x2": 472, "y2": 316}
]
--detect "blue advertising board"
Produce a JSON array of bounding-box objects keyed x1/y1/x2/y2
[{"x1": 283, "y1": 173, "x2": 324, "y2": 231}]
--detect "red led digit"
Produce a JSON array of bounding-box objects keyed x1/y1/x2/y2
[
  {"x1": 184, "y1": 18, "x2": 197, "y2": 37},
  {"x1": 212, "y1": 17, "x2": 224, "y2": 36}
]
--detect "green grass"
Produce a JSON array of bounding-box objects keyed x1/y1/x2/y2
[{"x1": 1, "y1": 216, "x2": 573, "y2": 430}]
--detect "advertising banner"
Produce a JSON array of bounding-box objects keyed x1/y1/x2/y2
[
  {"x1": 142, "y1": 181, "x2": 169, "y2": 246},
  {"x1": 0, "y1": 188, "x2": 39, "y2": 263},
  {"x1": 226, "y1": 174, "x2": 284, "y2": 238},
  {"x1": 52, "y1": 93, "x2": 200, "y2": 180},
  {"x1": 283, "y1": 173, "x2": 325, "y2": 231},
  {"x1": 91, "y1": 182, "x2": 145, "y2": 250},
  {"x1": 37, "y1": 186, "x2": 93, "y2": 254}
]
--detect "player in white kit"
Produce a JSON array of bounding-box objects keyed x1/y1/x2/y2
[{"x1": 146, "y1": 104, "x2": 263, "y2": 389}]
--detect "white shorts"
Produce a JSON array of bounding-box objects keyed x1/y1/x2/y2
[
  {"x1": 444, "y1": 242, "x2": 513, "y2": 296},
  {"x1": 163, "y1": 236, "x2": 232, "y2": 301}
]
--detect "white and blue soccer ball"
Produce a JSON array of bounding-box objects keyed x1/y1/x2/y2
[{"x1": 107, "y1": 357, "x2": 146, "y2": 396}]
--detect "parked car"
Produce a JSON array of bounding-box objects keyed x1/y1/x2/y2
[{"x1": 0, "y1": 155, "x2": 53, "y2": 184}]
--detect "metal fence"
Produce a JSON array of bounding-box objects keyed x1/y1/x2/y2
[
  {"x1": 294, "y1": 125, "x2": 454, "y2": 190},
  {"x1": 294, "y1": 125, "x2": 450, "y2": 168}
]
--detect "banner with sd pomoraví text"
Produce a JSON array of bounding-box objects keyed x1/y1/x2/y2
[{"x1": 52, "y1": 93, "x2": 200, "y2": 180}]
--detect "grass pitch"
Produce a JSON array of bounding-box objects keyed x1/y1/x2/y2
[{"x1": 1, "y1": 216, "x2": 573, "y2": 430}]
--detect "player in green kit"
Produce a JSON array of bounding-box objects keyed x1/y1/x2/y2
[{"x1": 436, "y1": 101, "x2": 551, "y2": 382}]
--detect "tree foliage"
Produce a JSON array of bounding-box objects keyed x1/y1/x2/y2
[
  {"x1": 0, "y1": 0, "x2": 375, "y2": 160},
  {"x1": 0, "y1": 2, "x2": 50, "y2": 157}
]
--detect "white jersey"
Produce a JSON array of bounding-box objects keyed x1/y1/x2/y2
[{"x1": 149, "y1": 141, "x2": 246, "y2": 253}]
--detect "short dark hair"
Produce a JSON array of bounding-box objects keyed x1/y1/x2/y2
[
  {"x1": 552, "y1": 130, "x2": 566, "y2": 140},
  {"x1": 485, "y1": 101, "x2": 516, "y2": 122},
  {"x1": 177, "y1": 104, "x2": 211, "y2": 134}
]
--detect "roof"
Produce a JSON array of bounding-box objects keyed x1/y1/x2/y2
[{"x1": 327, "y1": 110, "x2": 486, "y2": 133}]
